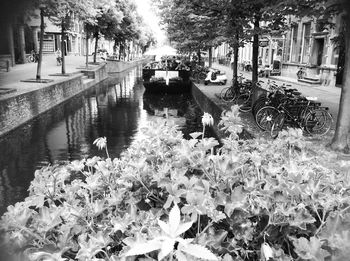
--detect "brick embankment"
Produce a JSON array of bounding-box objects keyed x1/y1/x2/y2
[{"x1": 0, "y1": 55, "x2": 148, "y2": 137}]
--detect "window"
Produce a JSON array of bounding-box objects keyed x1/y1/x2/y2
[
  {"x1": 290, "y1": 24, "x2": 298, "y2": 62},
  {"x1": 301, "y1": 23, "x2": 311, "y2": 63}
]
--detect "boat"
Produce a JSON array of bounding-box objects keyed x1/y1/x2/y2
[
  {"x1": 142, "y1": 46, "x2": 192, "y2": 94},
  {"x1": 142, "y1": 65, "x2": 191, "y2": 94}
]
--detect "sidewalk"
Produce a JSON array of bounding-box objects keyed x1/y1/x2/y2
[{"x1": 0, "y1": 55, "x2": 99, "y2": 99}]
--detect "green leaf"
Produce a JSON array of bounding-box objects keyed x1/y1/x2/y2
[
  {"x1": 169, "y1": 204, "x2": 181, "y2": 235},
  {"x1": 180, "y1": 243, "x2": 219, "y2": 261},
  {"x1": 158, "y1": 219, "x2": 171, "y2": 236},
  {"x1": 158, "y1": 238, "x2": 175, "y2": 260},
  {"x1": 125, "y1": 240, "x2": 161, "y2": 257},
  {"x1": 291, "y1": 236, "x2": 330, "y2": 260},
  {"x1": 175, "y1": 222, "x2": 193, "y2": 236}
]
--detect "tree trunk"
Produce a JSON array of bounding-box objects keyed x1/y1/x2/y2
[
  {"x1": 93, "y1": 33, "x2": 99, "y2": 63},
  {"x1": 85, "y1": 24, "x2": 89, "y2": 69},
  {"x1": 208, "y1": 47, "x2": 212, "y2": 67},
  {"x1": 61, "y1": 23, "x2": 66, "y2": 75},
  {"x1": 7, "y1": 23, "x2": 15, "y2": 66},
  {"x1": 18, "y1": 24, "x2": 26, "y2": 64},
  {"x1": 330, "y1": 12, "x2": 350, "y2": 153},
  {"x1": 197, "y1": 49, "x2": 201, "y2": 64},
  {"x1": 113, "y1": 40, "x2": 117, "y2": 56},
  {"x1": 36, "y1": 9, "x2": 44, "y2": 80},
  {"x1": 233, "y1": 32, "x2": 239, "y2": 85},
  {"x1": 252, "y1": 15, "x2": 260, "y2": 102}
]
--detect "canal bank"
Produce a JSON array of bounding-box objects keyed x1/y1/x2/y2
[{"x1": 0, "y1": 56, "x2": 148, "y2": 137}]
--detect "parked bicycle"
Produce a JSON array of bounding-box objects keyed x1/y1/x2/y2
[
  {"x1": 220, "y1": 76, "x2": 262, "y2": 113},
  {"x1": 220, "y1": 73, "x2": 244, "y2": 102},
  {"x1": 27, "y1": 50, "x2": 39, "y2": 63},
  {"x1": 270, "y1": 96, "x2": 332, "y2": 138},
  {"x1": 190, "y1": 64, "x2": 209, "y2": 83}
]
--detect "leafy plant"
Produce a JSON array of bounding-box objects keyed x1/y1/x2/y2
[
  {"x1": 125, "y1": 204, "x2": 218, "y2": 260},
  {"x1": 0, "y1": 108, "x2": 349, "y2": 261}
]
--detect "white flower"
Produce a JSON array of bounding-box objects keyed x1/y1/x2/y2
[
  {"x1": 261, "y1": 242, "x2": 273, "y2": 261},
  {"x1": 202, "y1": 112, "x2": 214, "y2": 127},
  {"x1": 93, "y1": 137, "x2": 107, "y2": 150}
]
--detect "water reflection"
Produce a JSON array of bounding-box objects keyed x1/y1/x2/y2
[{"x1": 0, "y1": 65, "x2": 211, "y2": 215}]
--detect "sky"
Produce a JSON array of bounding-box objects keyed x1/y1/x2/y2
[{"x1": 134, "y1": 0, "x2": 167, "y2": 45}]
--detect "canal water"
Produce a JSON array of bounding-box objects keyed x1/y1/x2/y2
[{"x1": 0, "y1": 65, "x2": 213, "y2": 215}]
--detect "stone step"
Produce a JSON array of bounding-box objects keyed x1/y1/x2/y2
[
  {"x1": 298, "y1": 77, "x2": 321, "y2": 85},
  {"x1": 304, "y1": 76, "x2": 320, "y2": 82}
]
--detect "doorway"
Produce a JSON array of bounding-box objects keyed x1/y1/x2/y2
[{"x1": 314, "y1": 38, "x2": 324, "y2": 66}]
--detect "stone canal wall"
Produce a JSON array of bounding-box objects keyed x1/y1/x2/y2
[
  {"x1": 0, "y1": 59, "x2": 147, "y2": 138},
  {"x1": 191, "y1": 82, "x2": 226, "y2": 140},
  {"x1": 106, "y1": 58, "x2": 150, "y2": 73}
]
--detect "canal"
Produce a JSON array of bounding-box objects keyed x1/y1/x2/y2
[{"x1": 0, "y1": 65, "x2": 213, "y2": 215}]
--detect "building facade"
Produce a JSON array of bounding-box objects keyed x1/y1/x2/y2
[{"x1": 213, "y1": 14, "x2": 345, "y2": 87}]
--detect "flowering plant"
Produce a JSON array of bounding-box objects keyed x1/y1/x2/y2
[{"x1": 0, "y1": 109, "x2": 349, "y2": 261}]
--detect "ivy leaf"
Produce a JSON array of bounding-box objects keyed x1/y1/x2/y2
[{"x1": 179, "y1": 243, "x2": 218, "y2": 261}]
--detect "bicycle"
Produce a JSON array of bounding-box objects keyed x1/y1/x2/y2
[
  {"x1": 254, "y1": 84, "x2": 300, "y2": 131},
  {"x1": 56, "y1": 56, "x2": 62, "y2": 66},
  {"x1": 270, "y1": 96, "x2": 333, "y2": 138},
  {"x1": 191, "y1": 64, "x2": 208, "y2": 83},
  {"x1": 27, "y1": 50, "x2": 39, "y2": 63},
  {"x1": 220, "y1": 73, "x2": 244, "y2": 102},
  {"x1": 234, "y1": 80, "x2": 265, "y2": 113}
]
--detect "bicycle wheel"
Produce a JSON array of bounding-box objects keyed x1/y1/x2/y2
[
  {"x1": 236, "y1": 93, "x2": 252, "y2": 112},
  {"x1": 304, "y1": 109, "x2": 333, "y2": 136},
  {"x1": 252, "y1": 95, "x2": 267, "y2": 116},
  {"x1": 198, "y1": 71, "x2": 207, "y2": 81},
  {"x1": 270, "y1": 113, "x2": 285, "y2": 138},
  {"x1": 255, "y1": 106, "x2": 279, "y2": 131},
  {"x1": 220, "y1": 87, "x2": 229, "y2": 99},
  {"x1": 221, "y1": 87, "x2": 236, "y2": 102}
]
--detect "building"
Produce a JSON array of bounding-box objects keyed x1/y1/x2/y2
[
  {"x1": 212, "y1": 14, "x2": 345, "y2": 87},
  {"x1": 0, "y1": 10, "x2": 95, "y2": 68}
]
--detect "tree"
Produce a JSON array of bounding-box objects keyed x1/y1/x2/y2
[
  {"x1": 86, "y1": 2, "x2": 122, "y2": 64},
  {"x1": 326, "y1": 0, "x2": 350, "y2": 152},
  {"x1": 41, "y1": 0, "x2": 95, "y2": 74},
  {"x1": 155, "y1": 0, "x2": 226, "y2": 66}
]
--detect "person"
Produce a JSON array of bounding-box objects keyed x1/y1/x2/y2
[
  {"x1": 56, "y1": 49, "x2": 62, "y2": 65},
  {"x1": 30, "y1": 49, "x2": 39, "y2": 62}
]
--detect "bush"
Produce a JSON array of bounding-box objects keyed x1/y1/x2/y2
[{"x1": 0, "y1": 105, "x2": 349, "y2": 261}]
